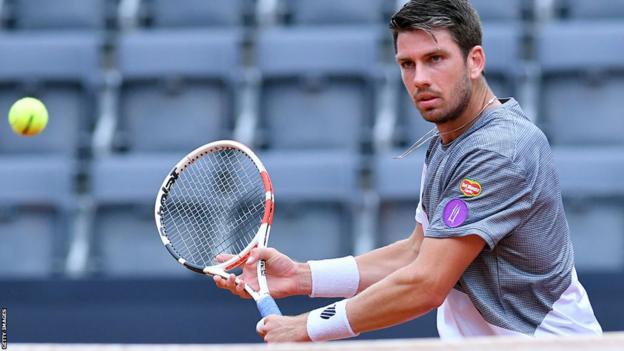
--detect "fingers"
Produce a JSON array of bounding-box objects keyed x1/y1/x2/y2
[
  {"x1": 214, "y1": 253, "x2": 234, "y2": 263},
  {"x1": 246, "y1": 247, "x2": 279, "y2": 265},
  {"x1": 213, "y1": 274, "x2": 251, "y2": 299}
]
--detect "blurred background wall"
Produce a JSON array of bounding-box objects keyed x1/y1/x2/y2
[{"x1": 0, "y1": 0, "x2": 623, "y2": 343}]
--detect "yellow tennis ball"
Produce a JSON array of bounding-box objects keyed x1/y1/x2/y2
[{"x1": 8, "y1": 97, "x2": 49, "y2": 136}]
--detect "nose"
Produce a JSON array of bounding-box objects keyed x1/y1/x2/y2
[{"x1": 412, "y1": 64, "x2": 431, "y2": 90}]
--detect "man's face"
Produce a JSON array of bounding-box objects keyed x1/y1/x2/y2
[{"x1": 396, "y1": 29, "x2": 472, "y2": 124}]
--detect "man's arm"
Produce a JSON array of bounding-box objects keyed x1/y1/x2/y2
[
  {"x1": 257, "y1": 233, "x2": 485, "y2": 342},
  {"x1": 214, "y1": 224, "x2": 425, "y2": 299},
  {"x1": 348, "y1": 234, "x2": 485, "y2": 333},
  {"x1": 354, "y1": 223, "x2": 424, "y2": 293}
]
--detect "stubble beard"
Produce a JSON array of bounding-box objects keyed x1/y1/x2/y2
[{"x1": 417, "y1": 73, "x2": 472, "y2": 125}]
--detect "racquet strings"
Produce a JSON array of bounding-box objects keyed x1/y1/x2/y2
[{"x1": 161, "y1": 148, "x2": 265, "y2": 267}]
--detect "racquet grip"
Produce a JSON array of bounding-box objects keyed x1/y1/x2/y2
[{"x1": 257, "y1": 295, "x2": 282, "y2": 317}]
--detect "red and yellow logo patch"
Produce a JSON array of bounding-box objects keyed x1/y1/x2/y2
[{"x1": 460, "y1": 178, "x2": 482, "y2": 197}]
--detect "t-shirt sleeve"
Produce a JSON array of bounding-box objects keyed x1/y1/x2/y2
[{"x1": 425, "y1": 150, "x2": 532, "y2": 249}]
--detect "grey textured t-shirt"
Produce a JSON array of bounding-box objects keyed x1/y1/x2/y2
[{"x1": 420, "y1": 98, "x2": 576, "y2": 334}]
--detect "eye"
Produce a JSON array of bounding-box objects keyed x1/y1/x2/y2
[
  {"x1": 400, "y1": 61, "x2": 414, "y2": 69},
  {"x1": 430, "y1": 55, "x2": 443, "y2": 63}
]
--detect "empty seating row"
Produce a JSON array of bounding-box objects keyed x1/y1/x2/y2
[{"x1": 1, "y1": 16, "x2": 623, "y2": 277}]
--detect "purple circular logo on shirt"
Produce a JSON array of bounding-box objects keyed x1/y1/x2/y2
[{"x1": 443, "y1": 199, "x2": 469, "y2": 228}]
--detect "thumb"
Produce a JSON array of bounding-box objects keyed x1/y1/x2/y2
[
  {"x1": 246, "y1": 247, "x2": 275, "y2": 265},
  {"x1": 256, "y1": 317, "x2": 267, "y2": 335}
]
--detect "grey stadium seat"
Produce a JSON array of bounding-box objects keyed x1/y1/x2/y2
[
  {"x1": 563, "y1": 0, "x2": 624, "y2": 20},
  {"x1": 89, "y1": 28, "x2": 243, "y2": 276},
  {"x1": 116, "y1": 29, "x2": 241, "y2": 152},
  {"x1": 256, "y1": 26, "x2": 381, "y2": 150},
  {"x1": 552, "y1": 147, "x2": 624, "y2": 272},
  {"x1": 10, "y1": 0, "x2": 108, "y2": 30},
  {"x1": 0, "y1": 32, "x2": 100, "y2": 155},
  {"x1": 0, "y1": 32, "x2": 100, "y2": 276},
  {"x1": 260, "y1": 150, "x2": 361, "y2": 261},
  {"x1": 286, "y1": 0, "x2": 388, "y2": 26},
  {"x1": 537, "y1": 22, "x2": 624, "y2": 146},
  {"x1": 373, "y1": 150, "x2": 425, "y2": 246},
  {"x1": 469, "y1": 0, "x2": 526, "y2": 22},
  {"x1": 0, "y1": 157, "x2": 74, "y2": 277},
  {"x1": 147, "y1": 0, "x2": 246, "y2": 28},
  {"x1": 254, "y1": 26, "x2": 381, "y2": 259},
  {"x1": 90, "y1": 153, "x2": 193, "y2": 277}
]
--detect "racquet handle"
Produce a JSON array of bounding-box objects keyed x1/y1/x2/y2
[{"x1": 257, "y1": 295, "x2": 282, "y2": 317}]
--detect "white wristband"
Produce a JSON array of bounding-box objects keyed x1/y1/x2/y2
[
  {"x1": 308, "y1": 256, "x2": 360, "y2": 298},
  {"x1": 307, "y1": 299, "x2": 359, "y2": 342}
]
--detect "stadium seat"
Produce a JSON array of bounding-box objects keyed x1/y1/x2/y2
[
  {"x1": 88, "y1": 28, "x2": 242, "y2": 276},
  {"x1": 260, "y1": 150, "x2": 360, "y2": 261},
  {"x1": 563, "y1": 0, "x2": 624, "y2": 20},
  {"x1": 89, "y1": 152, "x2": 192, "y2": 276},
  {"x1": 553, "y1": 147, "x2": 624, "y2": 272},
  {"x1": 10, "y1": 0, "x2": 109, "y2": 30},
  {"x1": 256, "y1": 26, "x2": 381, "y2": 150},
  {"x1": 0, "y1": 32, "x2": 100, "y2": 277},
  {"x1": 252, "y1": 26, "x2": 381, "y2": 259},
  {"x1": 564, "y1": 200, "x2": 624, "y2": 272},
  {"x1": 469, "y1": 0, "x2": 526, "y2": 22},
  {"x1": 0, "y1": 157, "x2": 74, "y2": 277},
  {"x1": 372, "y1": 150, "x2": 424, "y2": 246},
  {"x1": 537, "y1": 22, "x2": 624, "y2": 146},
  {"x1": 115, "y1": 29, "x2": 242, "y2": 152},
  {"x1": 146, "y1": 0, "x2": 246, "y2": 28},
  {"x1": 0, "y1": 32, "x2": 101, "y2": 154},
  {"x1": 285, "y1": 0, "x2": 388, "y2": 26}
]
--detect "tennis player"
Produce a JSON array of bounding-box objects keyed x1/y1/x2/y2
[{"x1": 214, "y1": 0, "x2": 602, "y2": 342}]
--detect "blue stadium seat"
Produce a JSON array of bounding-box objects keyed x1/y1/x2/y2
[
  {"x1": 146, "y1": 0, "x2": 246, "y2": 28},
  {"x1": 286, "y1": 0, "x2": 388, "y2": 26},
  {"x1": 0, "y1": 157, "x2": 74, "y2": 277},
  {"x1": 256, "y1": 26, "x2": 381, "y2": 150},
  {"x1": 564, "y1": 200, "x2": 624, "y2": 272},
  {"x1": 553, "y1": 147, "x2": 624, "y2": 272},
  {"x1": 372, "y1": 150, "x2": 424, "y2": 246},
  {"x1": 469, "y1": 0, "x2": 526, "y2": 22},
  {"x1": 563, "y1": 0, "x2": 624, "y2": 20},
  {"x1": 90, "y1": 153, "x2": 192, "y2": 276},
  {"x1": 89, "y1": 29, "x2": 242, "y2": 276},
  {"x1": 116, "y1": 29, "x2": 242, "y2": 152},
  {"x1": 253, "y1": 26, "x2": 381, "y2": 259},
  {"x1": 537, "y1": 22, "x2": 624, "y2": 146},
  {"x1": 10, "y1": 0, "x2": 108, "y2": 30},
  {"x1": 261, "y1": 151, "x2": 360, "y2": 261},
  {"x1": 0, "y1": 32, "x2": 101, "y2": 155},
  {"x1": 0, "y1": 32, "x2": 100, "y2": 277}
]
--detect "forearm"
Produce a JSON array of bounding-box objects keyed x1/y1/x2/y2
[
  {"x1": 298, "y1": 225, "x2": 423, "y2": 297},
  {"x1": 302, "y1": 235, "x2": 485, "y2": 342},
  {"x1": 294, "y1": 261, "x2": 313, "y2": 296},
  {"x1": 347, "y1": 261, "x2": 440, "y2": 333},
  {"x1": 355, "y1": 226, "x2": 423, "y2": 292}
]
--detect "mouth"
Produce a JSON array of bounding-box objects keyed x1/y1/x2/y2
[{"x1": 415, "y1": 94, "x2": 440, "y2": 110}]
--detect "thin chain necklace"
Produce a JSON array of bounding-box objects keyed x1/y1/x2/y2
[{"x1": 393, "y1": 96, "x2": 497, "y2": 159}]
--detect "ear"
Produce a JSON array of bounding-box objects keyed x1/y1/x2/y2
[{"x1": 467, "y1": 46, "x2": 485, "y2": 79}]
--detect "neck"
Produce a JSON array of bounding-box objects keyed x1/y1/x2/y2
[{"x1": 437, "y1": 84, "x2": 499, "y2": 144}]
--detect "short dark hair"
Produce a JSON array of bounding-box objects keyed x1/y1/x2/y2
[{"x1": 389, "y1": 0, "x2": 482, "y2": 58}]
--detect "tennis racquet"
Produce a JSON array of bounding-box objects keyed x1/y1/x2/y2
[{"x1": 154, "y1": 139, "x2": 281, "y2": 318}]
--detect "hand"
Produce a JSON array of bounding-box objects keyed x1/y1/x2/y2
[
  {"x1": 213, "y1": 248, "x2": 311, "y2": 299},
  {"x1": 257, "y1": 314, "x2": 311, "y2": 343}
]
